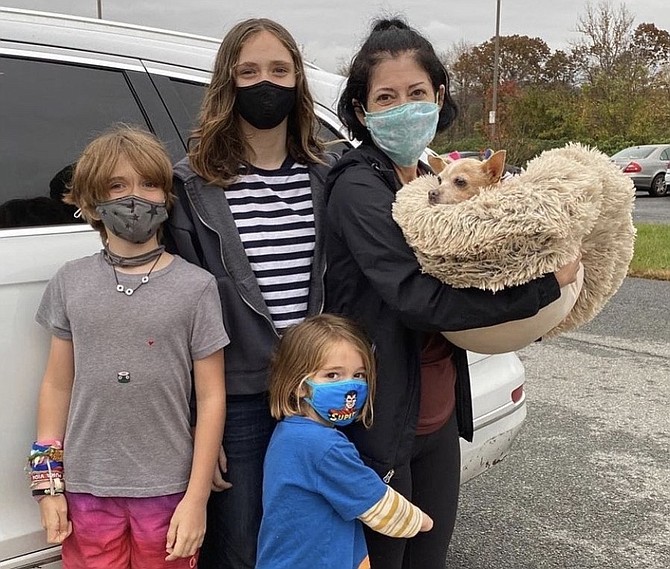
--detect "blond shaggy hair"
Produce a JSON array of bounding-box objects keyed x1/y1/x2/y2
[
  {"x1": 269, "y1": 314, "x2": 377, "y2": 428},
  {"x1": 65, "y1": 125, "x2": 173, "y2": 241}
]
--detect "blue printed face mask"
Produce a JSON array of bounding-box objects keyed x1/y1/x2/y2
[
  {"x1": 363, "y1": 101, "x2": 440, "y2": 167},
  {"x1": 304, "y1": 379, "x2": 368, "y2": 427}
]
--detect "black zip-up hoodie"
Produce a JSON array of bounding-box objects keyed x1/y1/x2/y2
[
  {"x1": 325, "y1": 143, "x2": 561, "y2": 481},
  {"x1": 165, "y1": 156, "x2": 333, "y2": 395}
]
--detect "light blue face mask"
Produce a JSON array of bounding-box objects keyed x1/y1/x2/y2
[{"x1": 364, "y1": 101, "x2": 440, "y2": 167}]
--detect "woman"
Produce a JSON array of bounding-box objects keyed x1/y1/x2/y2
[
  {"x1": 165, "y1": 18, "x2": 334, "y2": 569},
  {"x1": 325, "y1": 18, "x2": 581, "y2": 569}
]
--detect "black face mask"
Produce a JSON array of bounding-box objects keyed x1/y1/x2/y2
[{"x1": 235, "y1": 81, "x2": 297, "y2": 130}]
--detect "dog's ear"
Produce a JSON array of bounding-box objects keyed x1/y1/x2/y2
[
  {"x1": 483, "y1": 150, "x2": 507, "y2": 183},
  {"x1": 428, "y1": 154, "x2": 447, "y2": 174}
]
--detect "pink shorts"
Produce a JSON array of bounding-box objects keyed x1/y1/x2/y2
[{"x1": 62, "y1": 492, "x2": 198, "y2": 569}]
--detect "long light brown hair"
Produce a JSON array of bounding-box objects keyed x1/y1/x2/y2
[
  {"x1": 269, "y1": 314, "x2": 377, "y2": 428},
  {"x1": 189, "y1": 18, "x2": 324, "y2": 187}
]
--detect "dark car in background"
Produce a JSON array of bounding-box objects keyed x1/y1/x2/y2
[{"x1": 610, "y1": 144, "x2": 670, "y2": 197}]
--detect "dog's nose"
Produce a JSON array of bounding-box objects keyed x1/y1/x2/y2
[{"x1": 428, "y1": 189, "x2": 440, "y2": 204}]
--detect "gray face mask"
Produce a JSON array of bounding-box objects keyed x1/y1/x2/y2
[{"x1": 95, "y1": 195, "x2": 168, "y2": 244}]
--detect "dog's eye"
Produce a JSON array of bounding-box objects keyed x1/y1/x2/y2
[
  {"x1": 454, "y1": 177, "x2": 467, "y2": 188},
  {"x1": 436, "y1": 175, "x2": 442, "y2": 184}
]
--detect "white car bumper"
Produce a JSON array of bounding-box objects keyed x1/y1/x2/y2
[
  {"x1": 461, "y1": 352, "x2": 527, "y2": 484},
  {"x1": 460, "y1": 396, "x2": 527, "y2": 483}
]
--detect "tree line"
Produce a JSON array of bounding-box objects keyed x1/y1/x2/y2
[{"x1": 433, "y1": 1, "x2": 670, "y2": 165}]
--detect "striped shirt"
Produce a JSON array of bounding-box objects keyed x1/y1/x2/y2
[
  {"x1": 227, "y1": 157, "x2": 315, "y2": 331},
  {"x1": 358, "y1": 486, "x2": 424, "y2": 538}
]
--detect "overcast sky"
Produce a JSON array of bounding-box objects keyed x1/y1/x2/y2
[{"x1": 4, "y1": 0, "x2": 669, "y2": 72}]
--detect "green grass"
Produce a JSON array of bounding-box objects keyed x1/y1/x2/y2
[{"x1": 628, "y1": 223, "x2": 670, "y2": 280}]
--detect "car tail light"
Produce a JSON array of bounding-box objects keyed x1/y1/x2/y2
[
  {"x1": 511, "y1": 384, "x2": 524, "y2": 403},
  {"x1": 623, "y1": 161, "x2": 642, "y2": 173}
]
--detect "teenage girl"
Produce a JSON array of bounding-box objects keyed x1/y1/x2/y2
[
  {"x1": 256, "y1": 314, "x2": 432, "y2": 569},
  {"x1": 164, "y1": 19, "x2": 335, "y2": 568}
]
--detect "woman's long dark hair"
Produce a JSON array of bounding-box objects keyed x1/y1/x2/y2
[{"x1": 339, "y1": 17, "x2": 458, "y2": 143}]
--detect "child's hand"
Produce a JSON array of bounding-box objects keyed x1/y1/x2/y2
[
  {"x1": 39, "y1": 495, "x2": 72, "y2": 543},
  {"x1": 165, "y1": 495, "x2": 206, "y2": 561},
  {"x1": 419, "y1": 511, "x2": 434, "y2": 532},
  {"x1": 211, "y1": 446, "x2": 233, "y2": 492}
]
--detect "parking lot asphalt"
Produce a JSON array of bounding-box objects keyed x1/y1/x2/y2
[
  {"x1": 446, "y1": 277, "x2": 670, "y2": 569},
  {"x1": 633, "y1": 192, "x2": 670, "y2": 224}
]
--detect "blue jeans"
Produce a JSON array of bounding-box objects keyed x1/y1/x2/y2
[{"x1": 198, "y1": 393, "x2": 276, "y2": 569}]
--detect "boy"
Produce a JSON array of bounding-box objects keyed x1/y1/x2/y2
[{"x1": 29, "y1": 126, "x2": 228, "y2": 568}]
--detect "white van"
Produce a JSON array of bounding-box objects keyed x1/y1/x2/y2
[{"x1": 0, "y1": 8, "x2": 527, "y2": 568}]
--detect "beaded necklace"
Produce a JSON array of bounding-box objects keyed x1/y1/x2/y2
[{"x1": 112, "y1": 253, "x2": 162, "y2": 296}]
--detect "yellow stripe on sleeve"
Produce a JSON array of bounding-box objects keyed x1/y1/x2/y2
[{"x1": 358, "y1": 487, "x2": 423, "y2": 538}]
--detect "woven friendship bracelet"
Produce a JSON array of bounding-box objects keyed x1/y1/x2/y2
[
  {"x1": 27, "y1": 440, "x2": 65, "y2": 501},
  {"x1": 30, "y1": 447, "x2": 64, "y2": 463},
  {"x1": 28, "y1": 441, "x2": 64, "y2": 467}
]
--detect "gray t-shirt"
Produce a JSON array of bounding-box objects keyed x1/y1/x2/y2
[{"x1": 36, "y1": 252, "x2": 229, "y2": 497}]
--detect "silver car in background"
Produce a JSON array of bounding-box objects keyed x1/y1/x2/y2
[
  {"x1": 610, "y1": 144, "x2": 670, "y2": 197},
  {"x1": 0, "y1": 8, "x2": 527, "y2": 568}
]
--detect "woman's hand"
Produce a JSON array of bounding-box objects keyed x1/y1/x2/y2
[
  {"x1": 39, "y1": 494, "x2": 72, "y2": 544},
  {"x1": 554, "y1": 254, "x2": 582, "y2": 288}
]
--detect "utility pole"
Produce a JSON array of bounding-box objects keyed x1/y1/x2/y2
[
  {"x1": 96, "y1": 0, "x2": 103, "y2": 20},
  {"x1": 490, "y1": 0, "x2": 501, "y2": 142}
]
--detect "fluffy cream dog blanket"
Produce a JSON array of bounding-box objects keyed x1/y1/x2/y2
[{"x1": 392, "y1": 143, "x2": 636, "y2": 348}]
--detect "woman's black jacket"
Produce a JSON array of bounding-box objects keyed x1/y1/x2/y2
[{"x1": 324, "y1": 143, "x2": 561, "y2": 481}]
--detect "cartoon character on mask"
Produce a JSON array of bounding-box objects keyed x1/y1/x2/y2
[{"x1": 304, "y1": 381, "x2": 368, "y2": 426}]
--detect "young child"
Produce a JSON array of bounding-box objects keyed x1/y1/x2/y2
[
  {"x1": 28, "y1": 126, "x2": 229, "y2": 568},
  {"x1": 256, "y1": 314, "x2": 433, "y2": 569}
]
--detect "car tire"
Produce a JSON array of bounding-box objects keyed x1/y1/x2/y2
[{"x1": 648, "y1": 174, "x2": 667, "y2": 197}]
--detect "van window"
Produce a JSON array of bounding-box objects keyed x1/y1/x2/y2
[
  {"x1": 0, "y1": 56, "x2": 150, "y2": 229},
  {"x1": 167, "y1": 79, "x2": 207, "y2": 140}
]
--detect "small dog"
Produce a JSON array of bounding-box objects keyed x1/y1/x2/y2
[{"x1": 426, "y1": 150, "x2": 507, "y2": 205}]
